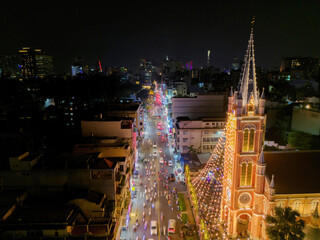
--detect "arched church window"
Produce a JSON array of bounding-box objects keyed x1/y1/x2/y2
[
  {"x1": 276, "y1": 201, "x2": 285, "y2": 208},
  {"x1": 243, "y1": 128, "x2": 255, "y2": 152},
  {"x1": 240, "y1": 163, "x2": 246, "y2": 186},
  {"x1": 243, "y1": 129, "x2": 249, "y2": 152},
  {"x1": 292, "y1": 200, "x2": 301, "y2": 212},
  {"x1": 249, "y1": 129, "x2": 255, "y2": 151},
  {"x1": 311, "y1": 199, "x2": 319, "y2": 213},
  {"x1": 246, "y1": 162, "x2": 252, "y2": 186},
  {"x1": 240, "y1": 162, "x2": 253, "y2": 187}
]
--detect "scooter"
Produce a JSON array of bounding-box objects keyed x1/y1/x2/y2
[{"x1": 144, "y1": 221, "x2": 148, "y2": 229}]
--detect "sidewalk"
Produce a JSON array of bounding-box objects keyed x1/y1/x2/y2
[{"x1": 179, "y1": 191, "x2": 199, "y2": 240}]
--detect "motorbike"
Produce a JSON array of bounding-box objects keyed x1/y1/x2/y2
[{"x1": 144, "y1": 221, "x2": 148, "y2": 229}]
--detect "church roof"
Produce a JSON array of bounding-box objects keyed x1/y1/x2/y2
[{"x1": 264, "y1": 151, "x2": 320, "y2": 194}]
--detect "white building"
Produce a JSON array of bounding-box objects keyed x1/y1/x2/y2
[{"x1": 174, "y1": 117, "x2": 226, "y2": 154}]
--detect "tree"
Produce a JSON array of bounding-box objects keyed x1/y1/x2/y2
[
  {"x1": 288, "y1": 131, "x2": 313, "y2": 150},
  {"x1": 266, "y1": 206, "x2": 305, "y2": 240},
  {"x1": 188, "y1": 145, "x2": 201, "y2": 154}
]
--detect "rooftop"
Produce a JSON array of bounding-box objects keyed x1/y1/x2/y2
[{"x1": 265, "y1": 150, "x2": 320, "y2": 194}]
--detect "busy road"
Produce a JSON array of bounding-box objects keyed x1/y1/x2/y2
[{"x1": 121, "y1": 87, "x2": 198, "y2": 240}]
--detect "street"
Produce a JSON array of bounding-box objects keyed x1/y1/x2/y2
[{"x1": 121, "y1": 87, "x2": 199, "y2": 240}]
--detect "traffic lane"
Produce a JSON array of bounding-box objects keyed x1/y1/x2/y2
[
  {"x1": 136, "y1": 162, "x2": 160, "y2": 238},
  {"x1": 158, "y1": 170, "x2": 184, "y2": 238}
]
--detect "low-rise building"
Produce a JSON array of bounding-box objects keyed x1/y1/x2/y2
[{"x1": 171, "y1": 92, "x2": 227, "y2": 122}]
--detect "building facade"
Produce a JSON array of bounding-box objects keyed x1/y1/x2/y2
[
  {"x1": 171, "y1": 93, "x2": 227, "y2": 122},
  {"x1": 19, "y1": 47, "x2": 53, "y2": 79},
  {"x1": 174, "y1": 118, "x2": 225, "y2": 154}
]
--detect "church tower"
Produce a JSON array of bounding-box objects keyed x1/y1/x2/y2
[{"x1": 221, "y1": 17, "x2": 267, "y2": 239}]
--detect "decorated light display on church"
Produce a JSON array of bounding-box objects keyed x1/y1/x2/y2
[
  {"x1": 186, "y1": 17, "x2": 260, "y2": 239},
  {"x1": 187, "y1": 109, "x2": 236, "y2": 239}
]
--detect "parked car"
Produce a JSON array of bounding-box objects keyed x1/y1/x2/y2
[
  {"x1": 159, "y1": 157, "x2": 164, "y2": 164},
  {"x1": 168, "y1": 160, "x2": 173, "y2": 166},
  {"x1": 153, "y1": 151, "x2": 157, "y2": 157},
  {"x1": 153, "y1": 143, "x2": 157, "y2": 148}
]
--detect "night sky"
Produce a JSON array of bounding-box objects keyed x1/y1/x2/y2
[{"x1": 0, "y1": 0, "x2": 319, "y2": 73}]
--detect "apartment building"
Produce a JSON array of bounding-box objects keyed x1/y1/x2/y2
[{"x1": 174, "y1": 117, "x2": 226, "y2": 154}]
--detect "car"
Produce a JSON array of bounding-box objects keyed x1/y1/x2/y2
[
  {"x1": 168, "y1": 160, "x2": 173, "y2": 166},
  {"x1": 168, "y1": 219, "x2": 176, "y2": 234},
  {"x1": 157, "y1": 132, "x2": 161, "y2": 135},
  {"x1": 153, "y1": 151, "x2": 157, "y2": 156},
  {"x1": 159, "y1": 149, "x2": 162, "y2": 153},
  {"x1": 150, "y1": 220, "x2": 157, "y2": 235},
  {"x1": 159, "y1": 157, "x2": 164, "y2": 164}
]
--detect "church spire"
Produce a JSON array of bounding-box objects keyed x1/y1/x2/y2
[{"x1": 237, "y1": 16, "x2": 259, "y2": 113}]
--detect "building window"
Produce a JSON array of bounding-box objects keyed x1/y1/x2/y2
[
  {"x1": 292, "y1": 201, "x2": 301, "y2": 212},
  {"x1": 276, "y1": 201, "x2": 285, "y2": 208},
  {"x1": 240, "y1": 163, "x2": 246, "y2": 186},
  {"x1": 182, "y1": 146, "x2": 189, "y2": 150},
  {"x1": 183, "y1": 138, "x2": 188, "y2": 143},
  {"x1": 311, "y1": 200, "x2": 319, "y2": 213},
  {"x1": 183, "y1": 131, "x2": 188, "y2": 135},
  {"x1": 243, "y1": 129, "x2": 249, "y2": 152},
  {"x1": 240, "y1": 162, "x2": 253, "y2": 187},
  {"x1": 243, "y1": 128, "x2": 255, "y2": 152}
]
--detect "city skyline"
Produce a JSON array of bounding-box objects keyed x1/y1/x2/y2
[{"x1": 0, "y1": 1, "x2": 319, "y2": 73}]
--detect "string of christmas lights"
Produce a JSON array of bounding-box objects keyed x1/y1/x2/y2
[{"x1": 186, "y1": 111, "x2": 237, "y2": 239}]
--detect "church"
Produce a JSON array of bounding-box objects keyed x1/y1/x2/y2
[{"x1": 220, "y1": 20, "x2": 320, "y2": 239}]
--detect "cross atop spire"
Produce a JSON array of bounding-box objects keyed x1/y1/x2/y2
[
  {"x1": 237, "y1": 17, "x2": 259, "y2": 114},
  {"x1": 251, "y1": 16, "x2": 256, "y2": 28}
]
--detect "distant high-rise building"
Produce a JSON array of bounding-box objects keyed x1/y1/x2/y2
[
  {"x1": 19, "y1": 47, "x2": 53, "y2": 79},
  {"x1": 19, "y1": 47, "x2": 36, "y2": 79},
  {"x1": 280, "y1": 57, "x2": 319, "y2": 80},
  {"x1": 139, "y1": 58, "x2": 153, "y2": 86},
  {"x1": 35, "y1": 50, "x2": 53, "y2": 78}
]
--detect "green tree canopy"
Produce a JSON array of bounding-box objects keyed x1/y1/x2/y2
[
  {"x1": 266, "y1": 206, "x2": 305, "y2": 240},
  {"x1": 288, "y1": 131, "x2": 313, "y2": 150}
]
